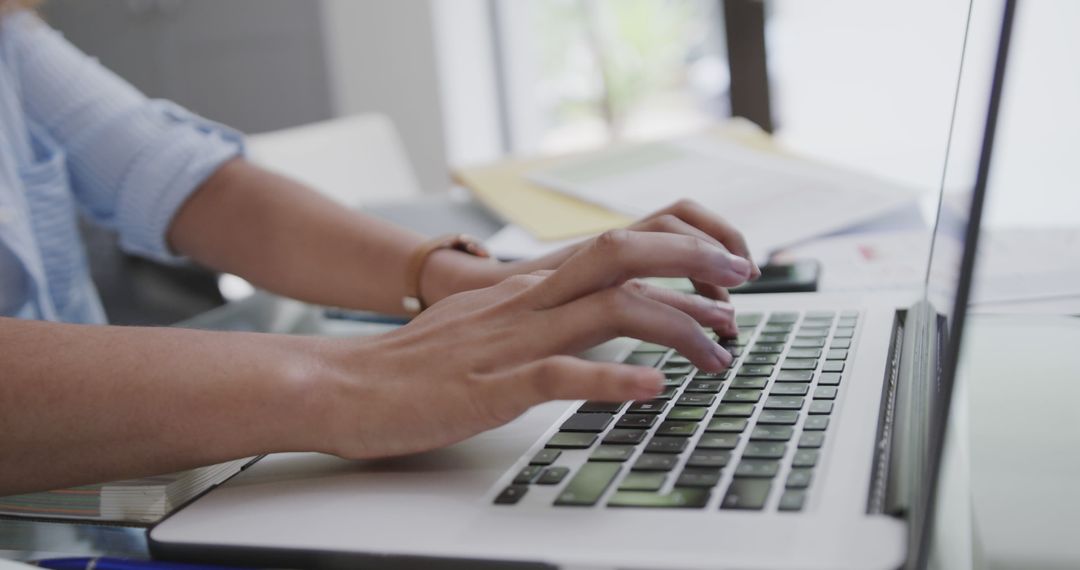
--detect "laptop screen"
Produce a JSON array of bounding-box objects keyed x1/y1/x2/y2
[{"x1": 913, "y1": 0, "x2": 1015, "y2": 567}]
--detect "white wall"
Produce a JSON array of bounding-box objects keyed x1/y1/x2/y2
[{"x1": 319, "y1": 0, "x2": 449, "y2": 192}]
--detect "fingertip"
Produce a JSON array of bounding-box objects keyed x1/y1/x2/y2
[
  {"x1": 630, "y1": 369, "x2": 663, "y2": 400},
  {"x1": 725, "y1": 254, "x2": 753, "y2": 283}
]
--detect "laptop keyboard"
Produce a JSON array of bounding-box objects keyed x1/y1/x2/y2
[{"x1": 493, "y1": 310, "x2": 859, "y2": 512}]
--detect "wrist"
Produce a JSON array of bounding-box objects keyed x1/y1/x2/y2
[{"x1": 419, "y1": 248, "x2": 506, "y2": 305}]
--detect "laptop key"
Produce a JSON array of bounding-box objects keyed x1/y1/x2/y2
[
  {"x1": 735, "y1": 313, "x2": 763, "y2": 326},
  {"x1": 531, "y1": 449, "x2": 561, "y2": 465},
  {"x1": 786, "y1": 468, "x2": 813, "y2": 489},
  {"x1": 616, "y1": 414, "x2": 657, "y2": 429},
  {"x1": 827, "y1": 349, "x2": 849, "y2": 360},
  {"x1": 734, "y1": 459, "x2": 780, "y2": 478},
  {"x1": 603, "y1": 429, "x2": 648, "y2": 445},
  {"x1": 803, "y1": 416, "x2": 829, "y2": 431},
  {"x1": 761, "y1": 324, "x2": 793, "y2": 334},
  {"x1": 780, "y1": 358, "x2": 818, "y2": 371},
  {"x1": 738, "y1": 365, "x2": 775, "y2": 377},
  {"x1": 834, "y1": 327, "x2": 855, "y2": 338},
  {"x1": 555, "y1": 463, "x2": 621, "y2": 506},
  {"x1": 721, "y1": 390, "x2": 762, "y2": 404},
  {"x1": 633, "y1": 454, "x2": 679, "y2": 472},
  {"x1": 721, "y1": 479, "x2": 772, "y2": 510},
  {"x1": 731, "y1": 377, "x2": 768, "y2": 389},
  {"x1": 714, "y1": 403, "x2": 755, "y2": 417},
  {"x1": 768, "y1": 312, "x2": 799, "y2": 323},
  {"x1": 625, "y1": 352, "x2": 664, "y2": 367},
  {"x1": 775, "y1": 370, "x2": 814, "y2": 382},
  {"x1": 831, "y1": 339, "x2": 852, "y2": 349},
  {"x1": 791, "y1": 338, "x2": 826, "y2": 348},
  {"x1": 749, "y1": 344, "x2": 784, "y2": 354},
  {"x1": 676, "y1": 393, "x2": 716, "y2": 407},
  {"x1": 809, "y1": 401, "x2": 834, "y2": 415},
  {"x1": 799, "y1": 432, "x2": 826, "y2": 448},
  {"x1": 757, "y1": 410, "x2": 800, "y2": 425},
  {"x1": 764, "y1": 396, "x2": 805, "y2": 410},
  {"x1": 750, "y1": 425, "x2": 794, "y2": 442},
  {"x1": 628, "y1": 400, "x2": 668, "y2": 414},
  {"x1": 547, "y1": 432, "x2": 597, "y2": 449},
  {"x1": 705, "y1": 418, "x2": 748, "y2": 432},
  {"x1": 787, "y1": 348, "x2": 822, "y2": 359},
  {"x1": 663, "y1": 376, "x2": 687, "y2": 388},
  {"x1": 654, "y1": 387, "x2": 679, "y2": 400},
  {"x1": 814, "y1": 386, "x2": 839, "y2": 400},
  {"x1": 696, "y1": 433, "x2": 739, "y2": 449},
  {"x1": 662, "y1": 364, "x2": 694, "y2": 375},
  {"x1": 742, "y1": 442, "x2": 786, "y2": 459},
  {"x1": 646, "y1": 436, "x2": 689, "y2": 454},
  {"x1": 635, "y1": 342, "x2": 670, "y2": 353},
  {"x1": 590, "y1": 445, "x2": 635, "y2": 462},
  {"x1": 792, "y1": 450, "x2": 820, "y2": 468},
  {"x1": 578, "y1": 401, "x2": 625, "y2": 414},
  {"x1": 686, "y1": 380, "x2": 724, "y2": 393},
  {"x1": 514, "y1": 465, "x2": 544, "y2": 484},
  {"x1": 619, "y1": 472, "x2": 666, "y2": 491},
  {"x1": 676, "y1": 468, "x2": 723, "y2": 488},
  {"x1": 655, "y1": 421, "x2": 699, "y2": 437},
  {"x1": 822, "y1": 361, "x2": 845, "y2": 373},
  {"x1": 744, "y1": 354, "x2": 779, "y2": 365},
  {"x1": 770, "y1": 384, "x2": 808, "y2": 396},
  {"x1": 686, "y1": 450, "x2": 731, "y2": 468},
  {"x1": 757, "y1": 334, "x2": 788, "y2": 344},
  {"x1": 494, "y1": 484, "x2": 528, "y2": 505},
  {"x1": 778, "y1": 490, "x2": 807, "y2": 511},
  {"x1": 667, "y1": 407, "x2": 710, "y2": 421},
  {"x1": 537, "y1": 466, "x2": 570, "y2": 485},
  {"x1": 818, "y1": 373, "x2": 842, "y2": 386},
  {"x1": 561, "y1": 413, "x2": 614, "y2": 433},
  {"x1": 665, "y1": 354, "x2": 691, "y2": 365},
  {"x1": 608, "y1": 488, "x2": 711, "y2": 509},
  {"x1": 693, "y1": 370, "x2": 730, "y2": 381}
]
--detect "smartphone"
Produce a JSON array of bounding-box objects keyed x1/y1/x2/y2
[{"x1": 730, "y1": 259, "x2": 820, "y2": 294}]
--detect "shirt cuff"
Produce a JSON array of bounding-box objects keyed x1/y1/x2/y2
[{"x1": 114, "y1": 100, "x2": 244, "y2": 263}]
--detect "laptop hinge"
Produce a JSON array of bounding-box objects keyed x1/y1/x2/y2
[{"x1": 867, "y1": 300, "x2": 939, "y2": 517}]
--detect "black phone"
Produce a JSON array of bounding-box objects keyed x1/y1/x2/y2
[{"x1": 729, "y1": 259, "x2": 820, "y2": 294}]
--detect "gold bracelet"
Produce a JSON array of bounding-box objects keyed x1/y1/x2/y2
[{"x1": 402, "y1": 234, "x2": 490, "y2": 315}]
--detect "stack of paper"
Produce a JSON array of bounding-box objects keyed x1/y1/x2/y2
[
  {"x1": 0, "y1": 457, "x2": 252, "y2": 525},
  {"x1": 454, "y1": 120, "x2": 922, "y2": 261}
]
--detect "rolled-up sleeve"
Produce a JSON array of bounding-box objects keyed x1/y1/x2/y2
[{"x1": 7, "y1": 12, "x2": 243, "y2": 262}]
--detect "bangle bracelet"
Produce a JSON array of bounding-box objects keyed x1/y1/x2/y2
[{"x1": 402, "y1": 234, "x2": 490, "y2": 315}]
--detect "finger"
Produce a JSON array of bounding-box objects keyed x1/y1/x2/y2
[
  {"x1": 628, "y1": 280, "x2": 736, "y2": 334},
  {"x1": 656, "y1": 200, "x2": 761, "y2": 279},
  {"x1": 532, "y1": 229, "x2": 752, "y2": 309},
  {"x1": 494, "y1": 356, "x2": 664, "y2": 414},
  {"x1": 539, "y1": 285, "x2": 732, "y2": 373},
  {"x1": 690, "y1": 278, "x2": 730, "y2": 303},
  {"x1": 630, "y1": 213, "x2": 729, "y2": 251}
]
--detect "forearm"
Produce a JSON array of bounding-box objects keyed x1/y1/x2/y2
[
  {"x1": 0, "y1": 318, "x2": 330, "y2": 495},
  {"x1": 168, "y1": 159, "x2": 503, "y2": 314}
]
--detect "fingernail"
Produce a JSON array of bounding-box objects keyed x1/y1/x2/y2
[
  {"x1": 714, "y1": 344, "x2": 733, "y2": 368},
  {"x1": 727, "y1": 255, "x2": 751, "y2": 279},
  {"x1": 714, "y1": 300, "x2": 734, "y2": 315}
]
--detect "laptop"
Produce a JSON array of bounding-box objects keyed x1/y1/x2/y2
[{"x1": 149, "y1": 2, "x2": 1015, "y2": 568}]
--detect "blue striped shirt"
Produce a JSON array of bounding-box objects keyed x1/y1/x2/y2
[{"x1": 0, "y1": 10, "x2": 243, "y2": 323}]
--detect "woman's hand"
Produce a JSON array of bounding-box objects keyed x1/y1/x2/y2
[
  {"x1": 422, "y1": 199, "x2": 761, "y2": 313},
  {"x1": 312, "y1": 229, "x2": 753, "y2": 460}
]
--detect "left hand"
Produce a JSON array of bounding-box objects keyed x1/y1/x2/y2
[{"x1": 509, "y1": 198, "x2": 757, "y2": 307}]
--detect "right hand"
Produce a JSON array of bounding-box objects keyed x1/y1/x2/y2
[{"x1": 313, "y1": 229, "x2": 753, "y2": 460}]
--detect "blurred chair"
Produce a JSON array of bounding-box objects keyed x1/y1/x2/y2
[{"x1": 246, "y1": 113, "x2": 424, "y2": 208}]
